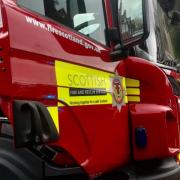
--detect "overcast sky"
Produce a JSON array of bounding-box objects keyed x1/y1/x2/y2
[{"x1": 119, "y1": 0, "x2": 143, "y2": 19}]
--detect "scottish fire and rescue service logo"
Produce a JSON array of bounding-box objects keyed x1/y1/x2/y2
[{"x1": 111, "y1": 75, "x2": 126, "y2": 111}]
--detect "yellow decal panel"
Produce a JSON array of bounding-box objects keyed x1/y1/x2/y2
[
  {"x1": 55, "y1": 60, "x2": 115, "y2": 106},
  {"x1": 55, "y1": 60, "x2": 140, "y2": 106}
]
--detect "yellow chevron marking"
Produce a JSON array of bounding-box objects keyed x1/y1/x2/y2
[
  {"x1": 47, "y1": 107, "x2": 59, "y2": 133},
  {"x1": 126, "y1": 78, "x2": 140, "y2": 87},
  {"x1": 127, "y1": 88, "x2": 140, "y2": 95},
  {"x1": 127, "y1": 96, "x2": 140, "y2": 102}
]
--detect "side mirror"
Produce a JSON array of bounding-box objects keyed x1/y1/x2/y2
[{"x1": 117, "y1": 0, "x2": 149, "y2": 48}]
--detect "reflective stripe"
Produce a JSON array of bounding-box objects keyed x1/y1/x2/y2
[
  {"x1": 47, "y1": 107, "x2": 59, "y2": 133},
  {"x1": 126, "y1": 78, "x2": 140, "y2": 102},
  {"x1": 127, "y1": 96, "x2": 140, "y2": 102},
  {"x1": 127, "y1": 88, "x2": 140, "y2": 95},
  {"x1": 126, "y1": 78, "x2": 140, "y2": 87}
]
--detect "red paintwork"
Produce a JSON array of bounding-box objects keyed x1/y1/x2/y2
[
  {"x1": 122, "y1": 58, "x2": 180, "y2": 160},
  {"x1": 0, "y1": 0, "x2": 179, "y2": 178},
  {"x1": 130, "y1": 104, "x2": 179, "y2": 160}
]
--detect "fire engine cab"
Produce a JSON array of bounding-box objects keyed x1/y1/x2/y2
[{"x1": 0, "y1": 0, "x2": 179, "y2": 179}]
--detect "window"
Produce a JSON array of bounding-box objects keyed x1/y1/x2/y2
[
  {"x1": 18, "y1": 0, "x2": 107, "y2": 45},
  {"x1": 18, "y1": 0, "x2": 45, "y2": 15}
]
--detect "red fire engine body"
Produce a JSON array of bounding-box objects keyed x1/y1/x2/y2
[{"x1": 0, "y1": 0, "x2": 179, "y2": 179}]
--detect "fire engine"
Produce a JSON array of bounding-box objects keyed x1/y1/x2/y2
[{"x1": 0, "y1": 0, "x2": 179, "y2": 179}]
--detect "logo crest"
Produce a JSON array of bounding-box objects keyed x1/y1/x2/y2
[{"x1": 111, "y1": 76, "x2": 126, "y2": 111}]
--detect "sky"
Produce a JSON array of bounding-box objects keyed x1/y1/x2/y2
[{"x1": 119, "y1": 0, "x2": 143, "y2": 19}]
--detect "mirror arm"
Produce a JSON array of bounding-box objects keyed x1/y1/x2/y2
[{"x1": 110, "y1": 44, "x2": 129, "y2": 61}]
